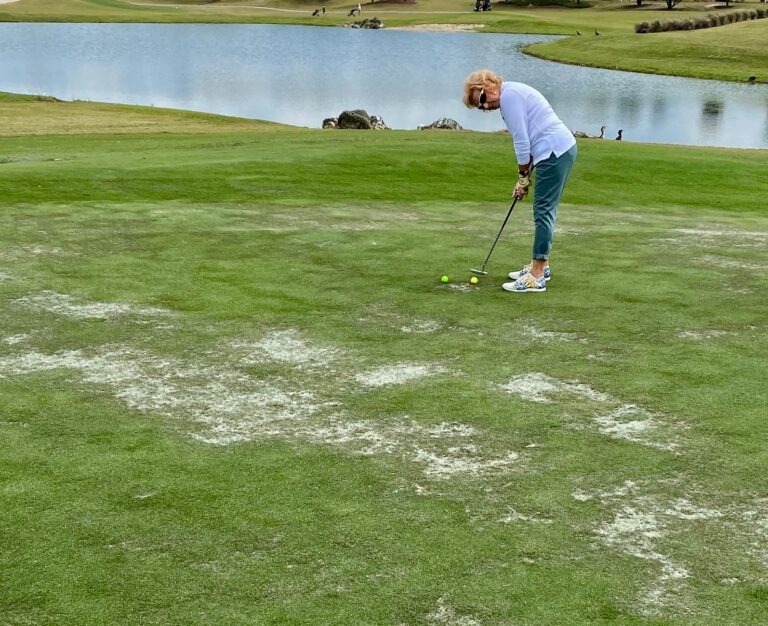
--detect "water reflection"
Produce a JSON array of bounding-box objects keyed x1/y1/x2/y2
[
  {"x1": 764, "y1": 100, "x2": 768, "y2": 144},
  {"x1": 617, "y1": 95, "x2": 642, "y2": 130},
  {"x1": 701, "y1": 100, "x2": 724, "y2": 134},
  {"x1": 0, "y1": 23, "x2": 767, "y2": 149}
]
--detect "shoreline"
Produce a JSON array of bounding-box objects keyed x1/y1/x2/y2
[{"x1": 386, "y1": 23, "x2": 485, "y2": 31}]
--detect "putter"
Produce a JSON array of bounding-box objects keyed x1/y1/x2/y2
[{"x1": 470, "y1": 196, "x2": 519, "y2": 276}]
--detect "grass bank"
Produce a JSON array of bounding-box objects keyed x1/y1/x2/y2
[
  {"x1": 1, "y1": 0, "x2": 766, "y2": 83},
  {"x1": 1, "y1": 93, "x2": 768, "y2": 623},
  {"x1": 527, "y1": 16, "x2": 768, "y2": 82}
]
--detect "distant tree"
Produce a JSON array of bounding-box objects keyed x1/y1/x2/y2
[{"x1": 665, "y1": 0, "x2": 683, "y2": 8}]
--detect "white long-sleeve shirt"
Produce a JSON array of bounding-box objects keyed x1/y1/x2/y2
[{"x1": 499, "y1": 82, "x2": 575, "y2": 167}]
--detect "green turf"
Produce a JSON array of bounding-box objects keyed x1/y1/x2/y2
[
  {"x1": 1, "y1": 95, "x2": 768, "y2": 624},
  {"x1": 527, "y1": 17, "x2": 768, "y2": 82}
]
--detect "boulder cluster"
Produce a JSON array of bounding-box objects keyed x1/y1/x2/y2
[
  {"x1": 344, "y1": 17, "x2": 384, "y2": 29},
  {"x1": 416, "y1": 117, "x2": 463, "y2": 131},
  {"x1": 322, "y1": 111, "x2": 463, "y2": 131},
  {"x1": 323, "y1": 110, "x2": 389, "y2": 130}
]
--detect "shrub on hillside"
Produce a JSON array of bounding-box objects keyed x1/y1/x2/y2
[
  {"x1": 501, "y1": 0, "x2": 591, "y2": 6},
  {"x1": 635, "y1": 8, "x2": 767, "y2": 32}
]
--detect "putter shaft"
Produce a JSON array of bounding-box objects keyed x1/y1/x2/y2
[{"x1": 471, "y1": 197, "x2": 519, "y2": 275}]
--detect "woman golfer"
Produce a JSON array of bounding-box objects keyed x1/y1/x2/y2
[{"x1": 463, "y1": 69, "x2": 577, "y2": 293}]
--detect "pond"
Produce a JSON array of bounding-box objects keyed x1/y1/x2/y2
[{"x1": 2, "y1": 22, "x2": 767, "y2": 149}]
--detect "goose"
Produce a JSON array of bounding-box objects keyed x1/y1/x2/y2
[
  {"x1": 576, "y1": 31, "x2": 582, "y2": 35},
  {"x1": 615, "y1": 129, "x2": 623, "y2": 141},
  {"x1": 747, "y1": 76, "x2": 757, "y2": 83},
  {"x1": 572, "y1": 125, "x2": 606, "y2": 139},
  {"x1": 595, "y1": 29, "x2": 600, "y2": 36}
]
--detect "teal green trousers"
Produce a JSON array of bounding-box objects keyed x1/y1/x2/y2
[{"x1": 531, "y1": 144, "x2": 577, "y2": 260}]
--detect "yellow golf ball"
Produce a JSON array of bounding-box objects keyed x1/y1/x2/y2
[
  {"x1": 470, "y1": 276, "x2": 478, "y2": 284},
  {"x1": 441, "y1": 275, "x2": 449, "y2": 283}
]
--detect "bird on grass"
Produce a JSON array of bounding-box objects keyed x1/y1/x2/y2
[
  {"x1": 615, "y1": 129, "x2": 623, "y2": 141},
  {"x1": 576, "y1": 31, "x2": 582, "y2": 35},
  {"x1": 595, "y1": 29, "x2": 600, "y2": 36},
  {"x1": 747, "y1": 76, "x2": 757, "y2": 84},
  {"x1": 572, "y1": 125, "x2": 606, "y2": 139}
]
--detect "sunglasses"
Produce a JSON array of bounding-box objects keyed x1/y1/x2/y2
[{"x1": 477, "y1": 90, "x2": 487, "y2": 110}]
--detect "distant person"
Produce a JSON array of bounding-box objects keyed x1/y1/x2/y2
[
  {"x1": 322, "y1": 5, "x2": 326, "y2": 14},
  {"x1": 463, "y1": 69, "x2": 577, "y2": 293},
  {"x1": 358, "y1": 2, "x2": 363, "y2": 13},
  {"x1": 474, "y1": 0, "x2": 482, "y2": 11},
  {"x1": 482, "y1": 0, "x2": 491, "y2": 10}
]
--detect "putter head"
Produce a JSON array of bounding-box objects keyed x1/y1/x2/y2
[{"x1": 470, "y1": 268, "x2": 488, "y2": 276}]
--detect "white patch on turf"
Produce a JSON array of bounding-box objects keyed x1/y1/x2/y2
[
  {"x1": 652, "y1": 227, "x2": 768, "y2": 250},
  {"x1": 2, "y1": 334, "x2": 30, "y2": 345},
  {"x1": 572, "y1": 479, "x2": 639, "y2": 502},
  {"x1": 0, "y1": 348, "x2": 329, "y2": 446},
  {"x1": 231, "y1": 329, "x2": 340, "y2": 368},
  {"x1": 0, "y1": 271, "x2": 12, "y2": 283},
  {"x1": 498, "y1": 374, "x2": 682, "y2": 452},
  {"x1": 497, "y1": 372, "x2": 610, "y2": 404},
  {"x1": 357, "y1": 309, "x2": 477, "y2": 336},
  {"x1": 664, "y1": 498, "x2": 723, "y2": 521},
  {"x1": 426, "y1": 596, "x2": 482, "y2": 626},
  {"x1": 579, "y1": 481, "x2": 733, "y2": 615},
  {"x1": 597, "y1": 506, "x2": 690, "y2": 613},
  {"x1": 0, "y1": 349, "x2": 90, "y2": 377},
  {"x1": 676, "y1": 228, "x2": 767, "y2": 247},
  {"x1": 519, "y1": 326, "x2": 588, "y2": 343},
  {"x1": 413, "y1": 448, "x2": 518, "y2": 479},
  {"x1": 499, "y1": 507, "x2": 553, "y2": 525},
  {"x1": 22, "y1": 245, "x2": 66, "y2": 255},
  {"x1": 593, "y1": 405, "x2": 680, "y2": 452},
  {"x1": 677, "y1": 329, "x2": 731, "y2": 340},
  {"x1": 400, "y1": 319, "x2": 442, "y2": 334},
  {"x1": 12, "y1": 291, "x2": 172, "y2": 320},
  {"x1": 446, "y1": 283, "x2": 473, "y2": 293},
  {"x1": 301, "y1": 417, "x2": 514, "y2": 479},
  {"x1": 355, "y1": 363, "x2": 447, "y2": 388},
  {"x1": 0, "y1": 339, "x2": 517, "y2": 479},
  {"x1": 697, "y1": 255, "x2": 767, "y2": 272}
]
